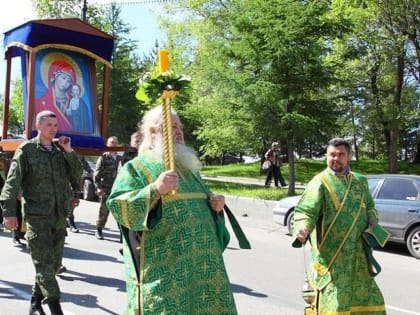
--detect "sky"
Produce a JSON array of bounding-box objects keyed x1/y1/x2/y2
[{"x1": 0, "y1": 0, "x2": 164, "y2": 89}]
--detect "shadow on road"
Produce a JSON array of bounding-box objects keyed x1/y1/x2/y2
[
  {"x1": 62, "y1": 245, "x2": 122, "y2": 263},
  {"x1": 231, "y1": 283, "x2": 268, "y2": 298},
  {"x1": 0, "y1": 280, "x2": 31, "y2": 300},
  {"x1": 61, "y1": 291, "x2": 120, "y2": 315}
]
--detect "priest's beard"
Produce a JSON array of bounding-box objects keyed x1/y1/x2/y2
[{"x1": 153, "y1": 135, "x2": 202, "y2": 172}]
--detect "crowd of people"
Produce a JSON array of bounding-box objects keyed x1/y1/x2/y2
[{"x1": 0, "y1": 107, "x2": 388, "y2": 315}]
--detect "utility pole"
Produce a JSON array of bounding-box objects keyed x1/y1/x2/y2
[{"x1": 82, "y1": 0, "x2": 88, "y2": 21}]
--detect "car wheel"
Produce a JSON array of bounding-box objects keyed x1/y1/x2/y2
[
  {"x1": 407, "y1": 226, "x2": 420, "y2": 259},
  {"x1": 83, "y1": 179, "x2": 95, "y2": 201},
  {"x1": 286, "y1": 211, "x2": 294, "y2": 235}
]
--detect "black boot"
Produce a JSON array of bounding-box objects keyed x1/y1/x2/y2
[
  {"x1": 12, "y1": 229, "x2": 22, "y2": 245},
  {"x1": 29, "y1": 293, "x2": 46, "y2": 315},
  {"x1": 48, "y1": 299, "x2": 64, "y2": 315},
  {"x1": 68, "y1": 216, "x2": 79, "y2": 233},
  {"x1": 95, "y1": 227, "x2": 104, "y2": 240}
]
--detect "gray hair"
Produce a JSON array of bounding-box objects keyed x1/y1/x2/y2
[{"x1": 139, "y1": 105, "x2": 177, "y2": 153}]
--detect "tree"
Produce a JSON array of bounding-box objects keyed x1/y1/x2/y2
[
  {"x1": 0, "y1": 80, "x2": 25, "y2": 136},
  {"x1": 327, "y1": 0, "x2": 420, "y2": 171},
  {"x1": 8, "y1": 80, "x2": 25, "y2": 135},
  {"x1": 163, "y1": 0, "x2": 349, "y2": 193},
  {"x1": 101, "y1": 4, "x2": 146, "y2": 142}
]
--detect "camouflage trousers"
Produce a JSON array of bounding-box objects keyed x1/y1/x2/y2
[
  {"x1": 25, "y1": 218, "x2": 67, "y2": 303},
  {"x1": 96, "y1": 195, "x2": 111, "y2": 228}
]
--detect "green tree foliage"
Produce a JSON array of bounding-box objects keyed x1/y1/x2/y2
[
  {"x1": 329, "y1": 0, "x2": 420, "y2": 170},
  {"x1": 0, "y1": 81, "x2": 25, "y2": 136},
  {"x1": 101, "y1": 5, "x2": 146, "y2": 143},
  {"x1": 8, "y1": 80, "x2": 25, "y2": 135},
  {"x1": 162, "y1": 0, "x2": 351, "y2": 191},
  {"x1": 32, "y1": 0, "x2": 105, "y2": 21}
]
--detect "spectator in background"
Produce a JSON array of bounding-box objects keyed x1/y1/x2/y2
[
  {"x1": 264, "y1": 142, "x2": 287, "y2": 188},
  {"x1": 120, "y1": 131, "x2": 142, "y2": 167},
  {"x1": 93, "y1": 136, "x2": 122, "y2": 240}
]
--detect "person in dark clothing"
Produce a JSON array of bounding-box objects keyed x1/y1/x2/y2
[
  {"x1": 94, "y1": 136, "x2": 121, "y2": 240},
  {"x1": 66, "y1": 156, "x2": 92, "y2": 233},
  {"x1": 0, "y1": 151, "x2": 26, "y2": 245},
  {"x1": 264, "y1": 142, "x2": 287, "y2": 188},
  {"x1": 121, "y1": 131, "x2": 142, "y2": 166}
]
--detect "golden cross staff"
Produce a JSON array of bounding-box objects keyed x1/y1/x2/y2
[{"x1": 158, "y1": 49, "x2": 176, "y2": 188}]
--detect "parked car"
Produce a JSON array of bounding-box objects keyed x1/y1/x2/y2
[
  {"x1": 273, "y1": 174, "x2": 420, "y2": 259},
  {"x1": 222, "y1": 153, "x2": 244, "y2": 165}
]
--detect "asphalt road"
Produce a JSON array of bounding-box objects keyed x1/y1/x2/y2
[{"x1": 0, "y1": 198, "x2": 419, "y2": 315}]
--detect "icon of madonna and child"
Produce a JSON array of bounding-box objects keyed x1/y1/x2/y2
[{"x1": 34, "y1": 51, "x2": 95, "y2": 134}]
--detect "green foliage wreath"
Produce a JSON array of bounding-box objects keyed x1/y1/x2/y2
[{"x1": 135, "y1": 71, "x2": 192, "y2": 105}]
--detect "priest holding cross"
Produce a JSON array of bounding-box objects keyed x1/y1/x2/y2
[{"x1": 107, "y1": 49, "x2": 239, "y2": 315}]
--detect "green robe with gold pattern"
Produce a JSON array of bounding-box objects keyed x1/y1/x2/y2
[
  {"x1": 107, "y1": 151, "x2": 237, "y2": 315},
  {"x1": 292, "y1": 169, "x2": 386, "y2": 315}
]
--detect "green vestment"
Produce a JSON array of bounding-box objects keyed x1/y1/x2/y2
[
  {"x1": 292, "y1": 169, "x2": 387, "y2": 315},
  {"x1": 107, "y1": 151, "x2": 237, "y2": 315}
]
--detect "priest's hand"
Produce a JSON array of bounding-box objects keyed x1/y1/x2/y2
[
  {"x1": 155, "y1": 170, "x2": 178, "y2": 194},
  {"x1": 209, "y1": 194, "x2": 225, "y2": 213},
  {"x1": 296, "y1": 227, "x2": 309, "y2": 243}
]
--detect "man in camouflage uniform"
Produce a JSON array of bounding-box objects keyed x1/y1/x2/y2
[
  {"x1": 0, "y1": 110, "x2": 83, "y2": 315},
  {"x1": 120, "y1": 131, "x2": 142, "y2": 166},
  {"x1": 94, "y1": 136, "x2": 121, "y2": 240}
]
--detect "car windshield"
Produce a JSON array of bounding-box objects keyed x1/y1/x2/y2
[{"x1": 368, "y1": 178, "x2": 380, "y2": 195}]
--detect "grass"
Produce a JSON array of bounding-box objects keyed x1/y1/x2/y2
[
  {"x1": 206, "y1": 181, "x2": 305, "y2": 200},
  {"x1": 202, "y1": 159, "x2": 420, "y2": 200}
]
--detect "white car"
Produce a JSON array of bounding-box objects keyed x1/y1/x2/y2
[{"x1": 272, "y1": 195, "x2": 301, "y2": 235}]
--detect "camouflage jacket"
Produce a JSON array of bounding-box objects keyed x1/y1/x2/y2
[
  {"x1": 94, "y1": 152, "x2": 121, "y2": 194},
  {"x1": 0, "y1": 138, "x2": 83, "y2": 219}
]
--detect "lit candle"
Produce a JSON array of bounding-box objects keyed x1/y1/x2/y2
[{"x1": 158, "y1": 49, "x2": 169, "y2": 74}]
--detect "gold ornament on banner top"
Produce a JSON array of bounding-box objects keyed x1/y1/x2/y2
[
  {"x1": 135, "y1": 49, "x2": 191, "y2": 105},
  {"x1": 136, "y1": 49, "x2": 191, "y2": 194}
]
